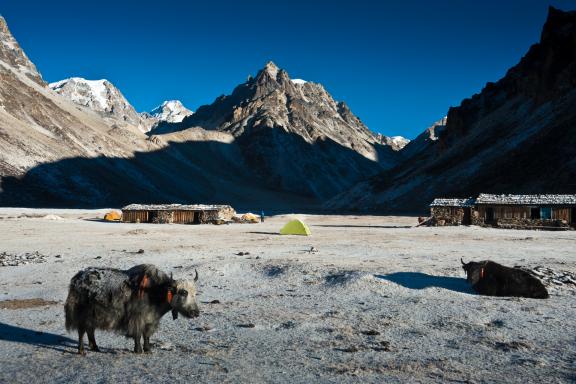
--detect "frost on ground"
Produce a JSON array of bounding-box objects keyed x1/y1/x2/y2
[{"x1": 0, "y1": 209, "x2": 574, "y2": 383}]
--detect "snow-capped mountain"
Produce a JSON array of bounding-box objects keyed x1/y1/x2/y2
[
  {"x1": 49, "y1": 77, "x2": 153, "y2": 132},
  {"x1": 377, "y1": 134, "x2": 410, "y2": 151},
  {"x1": 150, "y1": 100, "x2": 193, "y2": 123}
]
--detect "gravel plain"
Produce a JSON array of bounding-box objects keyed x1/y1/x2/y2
[{"x1": 0, "y1": 208, "x2": 574, "y2": 383}]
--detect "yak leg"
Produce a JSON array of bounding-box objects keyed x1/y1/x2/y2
[
  {"x1": 77, "y1": 328, "x2": 86, "y2": 355},
  {"x1": 87, "y1": 328, "x2": 100, "y2": 352},
  {"x1": 134, "y1": 334, "x2": 143, "y2": 354},
  {"x1": 143, "y1": 335, "x2": 151, "y2": 353}
]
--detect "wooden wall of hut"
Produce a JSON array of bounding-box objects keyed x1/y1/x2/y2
[
  {"x1": 476, "y1": 206, "x2": 530, "y2": 220},
  {"x1": 173, "y1": 210, "x2": 197, "y2": 224},
  {"x1": 477, "y1": 206, "x2": 572, "y2": 221},
  {"x1": 122, "y1": 208, "x2": 225, "y2": 224},
  {"x1": 552, "y1": 208, "x2": 571, "y2": 222},
  {"x1": 122, "y1": 210, "x2": 150, "y2": 223}
]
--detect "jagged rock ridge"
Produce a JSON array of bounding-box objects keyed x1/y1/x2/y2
[{"x1": 0, "y1": 15, "x2": 44, "y2": 86}]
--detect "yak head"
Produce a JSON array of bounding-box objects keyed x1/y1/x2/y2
[
  {"x1": 170, "y1": 270, "x2": 200, "y2": 320},
  {"x1": 461, "y1": 258, "x2": 484, "y2": 285}
]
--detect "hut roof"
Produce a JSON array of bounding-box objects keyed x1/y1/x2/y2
[
  {"x1": 122, "y1": 204, "x2": 231, "y2": 211},
  {"x1": 430, "y1": 198, "x2": 476, "y2": 207},
  {"x1": 475, "y1": 194, "x2": 576, "y2": 206}
]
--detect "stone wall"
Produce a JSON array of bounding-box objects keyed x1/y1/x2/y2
[
  {"x1": 151, "y1": 210, "x2": 174, "y2": 224},
  {"x1": 431, "y1": 207, "x2": 465, "y2": 226},
  {"x1": 494, "y1": 218, "x2": 570, "y2": 230},
  {"x1": 217, "y1": 206, "x2": 237, "y2": 221}
]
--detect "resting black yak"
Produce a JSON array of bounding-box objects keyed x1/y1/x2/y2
[
  {"x1": 65, "y1": 264, "x2": 200, "y2": 354},
  {"x1": 461, "y1": 259, "x2": 549, "y2": 299}
]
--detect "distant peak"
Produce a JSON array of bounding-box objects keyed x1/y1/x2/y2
[
  {"x1": 150, "y1": 99, "x2": 193, "y2": 123},
  {"x1": 161, "y1": 100, "x2": 184, "y2": 107}
]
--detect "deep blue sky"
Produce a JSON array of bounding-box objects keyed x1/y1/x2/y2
[{"x1": 1, "y1": 0, "x2": 574, "y2": 139}]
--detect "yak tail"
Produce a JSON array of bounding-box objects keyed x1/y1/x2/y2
[{"x1": 64, "y1": 289, "x2": 80, "y2": 331}]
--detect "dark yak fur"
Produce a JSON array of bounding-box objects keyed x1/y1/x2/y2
[
  {"x1": 65, "y1": 264, "x2": 199, "y2": 354},
  {"x1": 461, "y1": 259, "x2": 549, "y2": 299}
]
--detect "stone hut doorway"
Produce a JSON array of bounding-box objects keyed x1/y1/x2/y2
[
  {"x1": 462, "y1": 207, "x2": 472, "y2": 225},
  {"x1": 485, "y1": 207, "x2": 494, "y2": 223},
  {"x1": 572, "y1": 208, "x2": 576, "y2": 225},
  {"x1": 193, "y1": 212, "x2": 201, "y2": 224}
]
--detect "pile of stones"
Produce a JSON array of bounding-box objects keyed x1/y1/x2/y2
[{"x1": 0, "y1": 251, "x2": 48, "y2": 267}]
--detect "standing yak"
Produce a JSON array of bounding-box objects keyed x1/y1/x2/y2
[
  {"x1": 461, "y1": 259, "x2": 549, "y2": 299},
  {"x1": 65, "y1": 264, "x2": 200, "y2": 354}
]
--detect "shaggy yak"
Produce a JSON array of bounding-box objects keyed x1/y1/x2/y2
[
  {"x1": 65, "y1": 264, "x2": 200, "y2": 354},
  {"x1": 461, "y1": 259, "x2": 549, "y2": 299}
]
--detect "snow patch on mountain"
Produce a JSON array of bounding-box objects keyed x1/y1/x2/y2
[{"x1": 291, "y1": 79, "x2": 307, "y2": 85}]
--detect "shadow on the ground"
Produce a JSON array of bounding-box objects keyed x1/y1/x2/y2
[
  {"x1": 375, "y1": 272, "x2": 475, "y2": 294},
  {"x1": 0, "y1": 322, "x2": 76, "y2": 353},
  {"x1": 313, "y1": 224, "x2": 413, "y2": 229},
  {"x1": 246, "y1": 231, "x2": 281, "y2": 236}
]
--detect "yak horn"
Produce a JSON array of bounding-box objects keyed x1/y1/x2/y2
[
  {"x1": 194, "y1": 269, "x2": 199, "y2": 282},
  {"x1": 461, "y1": 258, "x2": 466, "y2": 265}
]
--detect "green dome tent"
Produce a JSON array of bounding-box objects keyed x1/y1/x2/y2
[{"x1": 279, "y1": 219, "x2": 311, "y2": 236}]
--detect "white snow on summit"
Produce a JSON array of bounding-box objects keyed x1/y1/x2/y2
[
  {"x1": 389, "y1": 136, "x2": 410, "y2": 148},
  {"x1": 49, "y1": 77, "x2": 152, "y2": 131},
  {"x1": 50, "y1": 78, "x2": 109, "y2": 110},
  {"x1": 150, "y1": 100, "x2": 193, "y2": 123}
]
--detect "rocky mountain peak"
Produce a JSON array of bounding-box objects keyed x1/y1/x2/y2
[
  {"x1": 541, "y1": 6, "x2": 576, "y2": 42},
  {"x1": 0, "y1": 15, "x2": 44, "y2": 85},
  {"x1": 262, "y1": 61, "x2": 280, "y2": 79},
  {"x1": 176, "y1": 61, "x2": 404, "y2": 199}
]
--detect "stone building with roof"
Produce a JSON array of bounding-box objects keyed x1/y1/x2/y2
[
  {"x1": 429, "y1": 194, "x2": 576, "y2": 229},
  {"x1": 473, "y1": 194, "x2": 576, "y2": 229},
  {"x1": 121, "y1": 204, "x2": 236, "y2": 224},
  {"x1": 429, "y1": 198, "x2": 476, "y2": 226}
]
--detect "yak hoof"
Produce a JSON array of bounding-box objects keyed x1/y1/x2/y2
[{"x1": 90, "y1": 346, "x2": 101, "y2": 352}]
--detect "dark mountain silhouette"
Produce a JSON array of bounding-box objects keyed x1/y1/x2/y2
[{"x1": 328, "y1": 6, "x2": 576, "y2": 213}]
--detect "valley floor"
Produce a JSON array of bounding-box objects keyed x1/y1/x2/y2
[{"x1": 0, "y1": 209, "x2": 574, "y2": 383}]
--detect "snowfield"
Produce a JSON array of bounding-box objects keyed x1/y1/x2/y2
[{"x1": 0, "y1": 209, "x2": 574, "y2": 383}]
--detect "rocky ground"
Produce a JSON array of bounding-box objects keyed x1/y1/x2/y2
[{"x1": 0, "y1": 209, "x2": 574, "y2": 383}]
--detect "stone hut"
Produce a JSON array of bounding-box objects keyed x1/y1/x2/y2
[
  {"x1": 429, "y1": 198, "x2": 475, "y2": 226},
  {"x1": 121, "y1": 204, "x2": 236, "y2": 224},
  {"x1": 473, "y1": 194, "x2": 576, "y2": 229}
]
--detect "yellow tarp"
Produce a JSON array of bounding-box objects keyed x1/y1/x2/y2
[
  {"x1": 279, "y1": 219, "x2": 311, "y2": 236},
  {"x1": 104, "y1": 211, "x2": 122, "y2": 222},
  {"x1": 241, "y1": 213, "x2": 259, "y2": 223}
]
